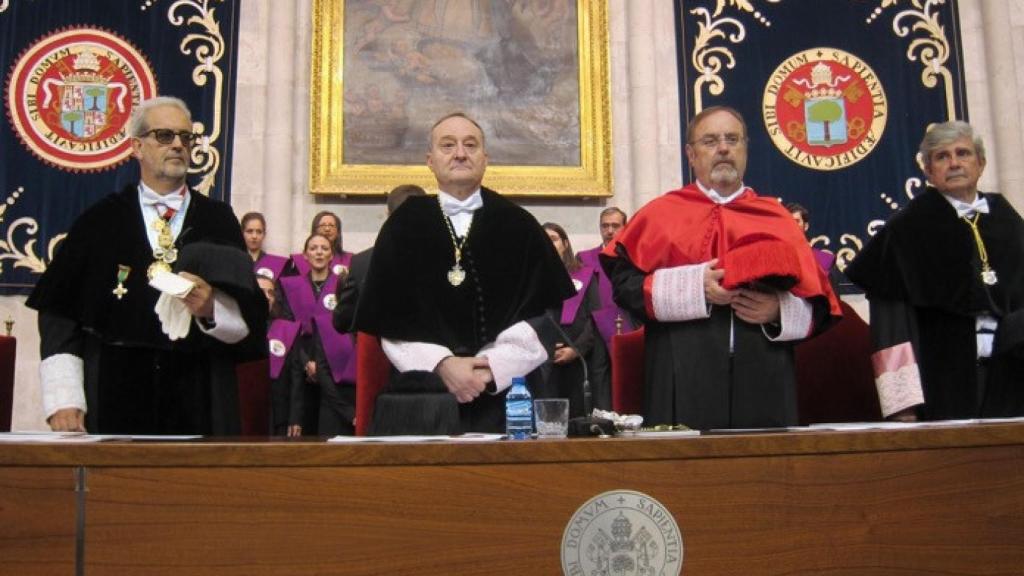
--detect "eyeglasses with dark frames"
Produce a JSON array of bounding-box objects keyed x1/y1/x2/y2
[{"x1": 140, "y1": 129, "x2": 197, "y2": 146}]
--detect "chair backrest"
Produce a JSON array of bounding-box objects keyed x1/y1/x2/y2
[
  {"x1": 610, "y1": 327, "x2": 645, "y2": 415},
  {"x1": 235, "y1": 358, "x2": 270, "y2": 436},
  {"x1": 0, "y1": 336, "x2": 14, "y2": 432},
  {"x1": 794, "y1": 300, "x2": 881, "y2": 424},
  {"x1": 355, "y1": 332, "x2": 391, "y2": 435}
]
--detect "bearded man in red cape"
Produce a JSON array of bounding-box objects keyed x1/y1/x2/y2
[{"x1": 601, "y1": 106, "x2": 841, "y2": 430}]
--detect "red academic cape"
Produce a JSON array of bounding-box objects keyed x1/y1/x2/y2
[
  {"x1": 600, "y1": 184, "x2": 841, "y2": 429},
  {"x1": 604, "y1": 184, "x2": 841, "y2": 319}
]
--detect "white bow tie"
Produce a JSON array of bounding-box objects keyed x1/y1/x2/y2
[
  {"x1": 954, "y1": 196, "x2": 989, "y2": 218},
  {"x1": 140, "y1": 187, "x2": 187, "y2": 213},
  {"x1": 439, "y1": 191, "x2": 483, "y2": 217}
]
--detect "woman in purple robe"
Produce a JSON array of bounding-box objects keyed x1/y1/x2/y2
[
  {"x1": 241, "y1": 212, "x2": 288, "y2": 281},
  {"x1": 540, "y1": 222, "x2": 611, "y2": 417},
  {"x1": 275, "y1": 234, "x2": 357, "y2": 436}
]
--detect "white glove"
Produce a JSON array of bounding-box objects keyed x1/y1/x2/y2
[{"x1": 150, "y1": 272, "x2": 196, "y2": 341}]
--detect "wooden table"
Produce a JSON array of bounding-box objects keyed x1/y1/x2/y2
[{"x1": 1, "y1": 423, "x2": 1022, "y2": 575}]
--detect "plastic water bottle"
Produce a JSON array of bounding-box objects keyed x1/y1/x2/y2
[{"x1": 505, "y1": 376, "x2": 533, "y2": 440}]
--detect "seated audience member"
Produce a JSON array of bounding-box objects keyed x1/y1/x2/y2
[
  {"x1": 540, "y1": 222, "x2": 610, "y2": 417},
  {"x1": 277, "y1": 234, "x2": 357, "y2": 436},
  {"x1": 333, "y1": 184, "x2": 427, "y2": 333},
  {"x1": 846, "y1": 120, "x2": 1024, "y2": 421},
  {"x1": 242, "y1": 211, "x2": 288, "y2": 281}
]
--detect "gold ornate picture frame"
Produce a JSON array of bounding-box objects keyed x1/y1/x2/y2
[{"x1": 310, "y1": 0, "x2": 611, "y2": 197}]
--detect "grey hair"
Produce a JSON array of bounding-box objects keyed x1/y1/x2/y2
[
  {"x1": 919, "y1": 120, "x2": 986, "y2": 168},
  {"x1": 128, "y1": 96, "x2": 192, "y2": 138}
]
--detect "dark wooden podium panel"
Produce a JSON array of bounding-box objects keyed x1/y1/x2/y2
[
  {"x1": 0, "y1": 467, "x2": 78, "y2": 575},
  {"x1": 1, "y1": 423, "x2": 1023, "y2": 575}
]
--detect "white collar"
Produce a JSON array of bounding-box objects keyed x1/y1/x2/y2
[
  {"x1": 138, "y1": 182, "x2": 188, "y2": 211},
  {"x1": 695, "y1": 180, "x2": 748, "y2": 204},
  {"x1": 438, "y1": 188, "x2": 483, "y2": 216},
  {"x1": 941, "y1": 192, "x2": 989, "y2": 218}
]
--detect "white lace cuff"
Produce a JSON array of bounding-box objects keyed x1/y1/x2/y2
[
  {"x1": 39, "y1": 353, "x2": 86, "y2": 418},
  {"x1": 764, "y1": 291, "x2": 813, "y2": 341},
  {"x1": 649, "y1": 264, "x2": 709, "y2": 322},
  {"x1": 871, "y1": 342, "x2": 925, "y2": 417},
  {"x1": 381, "y1": 339, "x2": 453, "y2": 373},
  {"x1": 477, "y1": 321, "x2": 547, "y2": 393}
]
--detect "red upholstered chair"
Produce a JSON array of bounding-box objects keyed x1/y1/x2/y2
[
  {"x1": 0, "y1": 336, "x2": 14, "y2": 431},
  {"x1": 355, "y1": 332, "x2": 391, "y2": 436},
  {"x1": 795, "y1": 300, "x2": 881, "y2": 424},
  {"x1": 610, "y1": 327, "x2": 645, "y2": 415},
  {"x1": 235, "y1": 358, "x2": 271, "y2": 436}
]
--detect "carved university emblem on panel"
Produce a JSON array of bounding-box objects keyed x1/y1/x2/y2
[{"x1": 561, "y1": 490, "x2": 683, "y2": 576}]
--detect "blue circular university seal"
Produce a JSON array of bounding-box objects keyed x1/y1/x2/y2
[{"x1": 561, "y1": 490, "x2": 683, "y2": 575}]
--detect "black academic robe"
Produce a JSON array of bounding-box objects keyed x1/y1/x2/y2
[
  {"x1": 846, "y1": 188, "x2": 1024, "y2": 419},
  {"x1": 601, "y1": 185, "x2": 839, "y2": 430},
  {"x1": 27, "y1": 184, "x2": 266, "y2": 435},
  {"x1": 354, "y1": 188, "x2": 573, "y2": 433},
  {"x1": 332, "y1": 247, "x2": 372, "y2": 333}
]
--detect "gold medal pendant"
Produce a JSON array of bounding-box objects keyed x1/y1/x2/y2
[
  {"x1": 964, "y1": 214, "x2": 998, "y2": 287},
  {"x1": 439, "y1": 197, "x2": 474, "y2": 289},
  {"x1": 147, "y1": 260, "x2": 173, "y2": 279},
  {"x1": 447, "y1": 264, "x2": 466, "y2": 286},
  {"x1": 149, "y1": 216, "x2": 178, "y2": 280}
]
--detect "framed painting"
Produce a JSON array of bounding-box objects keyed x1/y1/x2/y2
[{"x1": 310, "y1": 0, "x2": 611, "y2": 197}]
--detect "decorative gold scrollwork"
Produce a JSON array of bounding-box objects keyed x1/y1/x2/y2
[
  {"x1": 690, "y1": 2, "x2": 781, "y2": 112},
  {"x1": 835, "y1": 233, "x2": 865, "y2": 272},
  {"x1": 0, "y1": 186, "x2": 56, "y2": 275},
  {"x1": 868, "y1": 0, "x2": 956, "y2": 120},
  {"x1": 155, "y1": 0, "x2": 228, "y2": 196}
]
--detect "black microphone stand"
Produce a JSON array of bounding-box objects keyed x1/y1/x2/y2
[{"x1": 552, "y1": 322, "x2": 614, "y2": 437}]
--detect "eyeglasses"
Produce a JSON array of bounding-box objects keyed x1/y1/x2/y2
[
  {"x1": 141, "y1": 129, "x2": 197, "y2": 146},
  {"x1": 693, "y1": 133, "x2": 744, "y2": 149},
  {"x1": 316, "y1": 222, "x2": 338, "y2": 229}
]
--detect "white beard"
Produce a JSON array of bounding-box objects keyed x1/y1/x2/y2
[{"x1": 710, "y1": 163, "x2": 739, "y2": 189}]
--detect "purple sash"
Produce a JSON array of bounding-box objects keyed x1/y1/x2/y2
[
  {"x1": 577, "y1": 246, "x2": 601, "y2": 269},
  {"x1": 267, "y1": 319, "x2": 300, "y2": 378},
  {"x1": 560, "y1": 267, "x2": 595, "y2": 325},
  {"x1": 813, "y1": 248, "x2": 835, "y2": 272},
  {"x1": 280, "y1": 273, "x2": 354, "y2": 383},
  {"x1": 313, "y1": 315, "x2": 356, "y2": 384},
  {"x1": 254, "y1": 252, "x2": 288, "y2": 280},
  {"x1": 290, "y1": 251, "x2": 353, "y2": 277},
  {"x1": 579, "y1": 245, "x2": 633, "y2": 346},
  {"x1": 280, "y1": 274, "x2": 340, "y2": 335},
  {"x1": 593, "y1": 306, "x2": 633, "y2": 347}
]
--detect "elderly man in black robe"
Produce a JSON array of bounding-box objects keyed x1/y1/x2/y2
[
  {"x1": 354, "y1": 112, "x2": 572, "y2": 434},
  {"x1": 847, "y1": 120, "x2": 1024, "y2": 420},
  {"x1": 27, "y1": 96, "x2": 265, "y2": 435}
]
